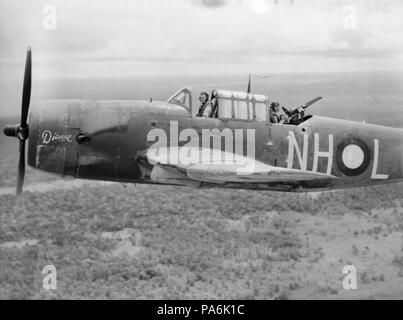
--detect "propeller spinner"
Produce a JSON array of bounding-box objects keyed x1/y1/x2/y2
[{"x1": 3, "y1": 47, "x2": 32, "y2": 195}]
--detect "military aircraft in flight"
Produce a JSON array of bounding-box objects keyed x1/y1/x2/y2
[{"x1": 4, "y1": 48, "x2": 403, "y2": 195}]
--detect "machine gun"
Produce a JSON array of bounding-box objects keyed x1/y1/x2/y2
[{"x1": 282, "y1": 96, "x2": 322, "y2": 124}]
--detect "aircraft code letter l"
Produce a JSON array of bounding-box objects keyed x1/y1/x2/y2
[{"x1": 371, "y1": 139, "x2": 388, "y2": 180}]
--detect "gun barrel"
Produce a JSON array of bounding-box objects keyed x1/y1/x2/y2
[{"x1": 303, "y1": 96, "x2": 322, "y2": 109}]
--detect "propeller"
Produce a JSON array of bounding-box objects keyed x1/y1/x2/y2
[{"x1": 3, "y1": 47, "x2": 32, "y2": 195}]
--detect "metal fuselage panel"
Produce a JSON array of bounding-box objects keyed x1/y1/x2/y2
[{"x1": 27, "y1": 100, "x2": 403, "y2": 191}]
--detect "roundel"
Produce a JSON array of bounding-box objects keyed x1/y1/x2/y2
[{"x1": 335, "y1": 137, "x2": 370, "y2": 176}]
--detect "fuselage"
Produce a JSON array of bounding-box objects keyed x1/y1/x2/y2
[{"x1": 27, "y1": 99, "x2": 403, "y2": 192}]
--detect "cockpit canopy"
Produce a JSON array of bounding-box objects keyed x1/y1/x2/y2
[
  {"x1": 213, "y1": 89, "x2": 270, "y2": 121},
  {"x1": 168, "y1": 87, "x2": 272, "y2": 122},
  {"x1": 167, "y1": 87, "x2": 192, "y2": 111},
  {"x1": 168, "y1": 87, "x2": 317, "y2": 125}
]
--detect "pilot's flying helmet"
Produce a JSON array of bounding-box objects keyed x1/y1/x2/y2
[{"x1": 199, "y1": 91, "x2": 209, "y2": 100}]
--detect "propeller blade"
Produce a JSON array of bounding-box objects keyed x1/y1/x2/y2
[
  {"x1": 21, "y1": 47, "x2": 32, "y2": 128},
  {"x1": 2, "y1": 47, "x2": 32, "y2": 196},
  {"x1": 17, "y1": 139, "x2": 26, "y2": 195}
]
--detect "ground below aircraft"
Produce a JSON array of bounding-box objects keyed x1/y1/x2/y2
[{"x1": 4, "y1": 48, "x2": 403, "y2": 195}]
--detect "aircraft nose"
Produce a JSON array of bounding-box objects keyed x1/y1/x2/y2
[{"x1": 27, "y1": 100, "x2": 81, "y2": 176}]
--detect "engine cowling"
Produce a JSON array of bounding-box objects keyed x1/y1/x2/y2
[{"x1": 28, "y1": 100, "x2": 81, "y2": 176}]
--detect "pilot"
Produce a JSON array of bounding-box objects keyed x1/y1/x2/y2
[
  {"x1": 196, "y1": 92, "x2": 213, "y2": 117},
  {"x1": 270, "y1": 102, "x2": 288, "y2": 124}
]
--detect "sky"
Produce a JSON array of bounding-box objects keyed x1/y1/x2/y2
[{"x1": 1, "y1": 0, "x2": 403, "y2": 79}]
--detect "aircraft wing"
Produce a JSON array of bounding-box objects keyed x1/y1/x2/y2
[{"x1": 147, "y1": 147, "x2": 337, "y2": 184}]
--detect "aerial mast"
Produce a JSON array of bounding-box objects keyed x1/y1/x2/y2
[{"x1": 247, "y1": 74, "x2": 271, "y2": 94}]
